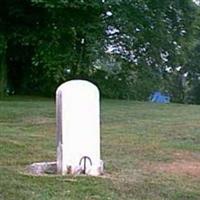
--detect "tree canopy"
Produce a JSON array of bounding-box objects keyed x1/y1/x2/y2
[{"x1": 1, "y1": 0, "x2": 200, "y2": 103}]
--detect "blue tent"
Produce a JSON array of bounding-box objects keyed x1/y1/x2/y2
[{"x1": 149, "y1": 91, "x2": 170, "y2": 103}]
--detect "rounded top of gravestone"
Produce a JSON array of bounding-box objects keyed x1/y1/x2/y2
[{"x1": 56, "y1": 80, "x2": 99, "y2": 94}]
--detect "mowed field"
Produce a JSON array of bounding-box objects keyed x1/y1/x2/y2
[{"x1": 0, "y1": 97, "x2": 200, "y2": 200}]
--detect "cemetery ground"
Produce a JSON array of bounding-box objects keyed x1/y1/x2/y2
[{"x1": 0, "y1": 97, "x2": 200, "y2": 200}]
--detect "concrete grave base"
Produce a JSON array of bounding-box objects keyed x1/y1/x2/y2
[
  {"x1": 27, "y1": 161, "x2": 104, "y2": 176},
  {"x1": 27, "y1": 162, "x2": 57, "y2": 175},
  {"x1": 63, "y1": 159, "x2": 104, "y2": 176}
]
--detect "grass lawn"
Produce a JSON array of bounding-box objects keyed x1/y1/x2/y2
[{"x1": 0, "y1": 97, "x2": 200, "y2": 200}]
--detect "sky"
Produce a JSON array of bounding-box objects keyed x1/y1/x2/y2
[{"x1": 193, "y1": 0, "x2": 200, "y2": 6}]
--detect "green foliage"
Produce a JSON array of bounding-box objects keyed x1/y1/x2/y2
[
  {"x1": 1, "y1": 0, "x2": 200, "y2": 102},
  {"x1": 0, "y1": 33, "x2": 7, "y2": 97},
  {"x1": 102, "y1": 0, "x2": 200, "y2": 102},
  {"x1": 0, "y1": 0, "x2": 104, "y2": 95}
]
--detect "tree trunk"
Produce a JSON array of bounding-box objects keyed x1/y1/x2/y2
[{"x1": 0, "y1": 35, "x2": 7, "y2": 98}]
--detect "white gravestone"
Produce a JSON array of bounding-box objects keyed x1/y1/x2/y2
[{"x1": 56, "y1": 80, "x2": 103, "y2": 176}]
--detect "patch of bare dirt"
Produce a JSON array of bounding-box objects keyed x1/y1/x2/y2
[
  {"x1": 151, "y1": 161, "x2": 200, "y2": 177},
  {"x1": 143, "y1": 151, "x2": 200, "y2": 177},
  {"x1": 173, "y1": 150, "x2": 200, "y2": 160}
]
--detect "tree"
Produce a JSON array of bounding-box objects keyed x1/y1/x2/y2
[
  {"x1": 1, "y1": 0, "x2": 200, "y2": 102},
  {"x1": 100, "y1": 0, "x2": 200, "y2": 101},
  {"x1": 0, "y1": 34, "x2": 7, "y2": 97},
  {"x1": 0, "y1": 0, "x2": 105, "y2": 96}
]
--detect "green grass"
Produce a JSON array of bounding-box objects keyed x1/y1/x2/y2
[{"x1": 0, "y1": 97, "x2": 200, "y2": 200}]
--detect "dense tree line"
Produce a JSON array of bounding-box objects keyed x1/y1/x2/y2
[{"x1": 0, "y1": 0, "x2": 200, "y2": 103}]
